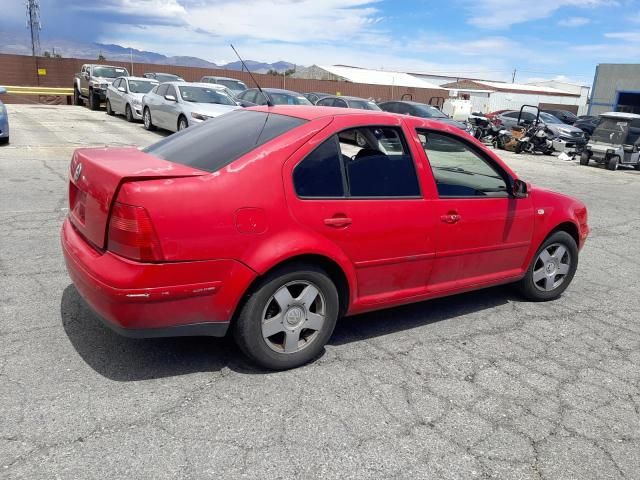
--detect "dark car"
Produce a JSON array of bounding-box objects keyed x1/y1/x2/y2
[
  {"x1": 573, "y1": 115, "x2": 599, "y2": 136},
  {"x1": 303, "y1": 92, "x2": 331, "y2": 104},
  {"x1": 236, "y1": 88, "x2": 312, "y2": 106},
  {"x1": 143, "y1": 72, "x2": 185, "y2": 83},
  {"x1": 379, "y1": 100, "x2": 471, "y2": 132},
  {"x1": 542, "y1": 109, "x2": 578, "y2": 125},
  {"x1": 316, "y1": 95, "x2": 381, "y2": 111}
]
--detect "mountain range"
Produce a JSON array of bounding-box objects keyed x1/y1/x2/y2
[{"x1": 0, "y1": 33, "x2": 299, "y2": 73}]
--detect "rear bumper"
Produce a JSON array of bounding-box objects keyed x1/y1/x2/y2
[{"x1": 61, "y1": 217, "x2": 257, "y2": 337}]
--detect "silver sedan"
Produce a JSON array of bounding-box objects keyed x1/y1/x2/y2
[
  {"x1": 142, "y1": 82, "x2": 240, "y2": 133},
  {"x1": 106, "y1": 76, "x2": 159, "y2": 122}
]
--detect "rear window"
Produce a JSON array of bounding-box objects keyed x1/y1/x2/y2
[{"x1": 143, "y1": 110, "x2": 307, "y2": 173}]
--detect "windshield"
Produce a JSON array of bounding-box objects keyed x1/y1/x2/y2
[
  {"x1": 155, "y1": 74, "x2": 184, "y2": 83},
  {"x1": 92, "y1": 66, "x2": 128, "y2": 78},
  {"x1": 216, "y1": 79, "x2": 248, "y2": 91},
  {"x1": 349, "y1": 100, "x2": 381, "y2": 111},
  {"x1": 178, "y1": 86, "x2": 235, "y2": 105},
  {"x1": 267, "y1": 92, "x2": 312, "y2": 105},
  {"x1": 539, "y1": 112, "x2": 563, "y2": 124},
  {"x1": 591, "y1": 118, "x2": 628, "y2": 144},
  {"x1": 414, "y1": 104, "x2": 448, "y2": 119},
  {"x1": 128, "y1": 80, "x2": 156, "y2": 94}
]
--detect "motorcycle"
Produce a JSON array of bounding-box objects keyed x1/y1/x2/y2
[
  {"x1": 491, "y1": 127, "x2": 513, "y2": 150},
  {"x1": 515, "y1": 123, "x2": 555, "y2": 155},
  {"x1": 469, "y1": 112, "x2": 504, "y2": 144}
]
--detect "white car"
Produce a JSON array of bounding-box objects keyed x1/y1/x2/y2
[
  {"x1": 106, "y1": 76, "x2": 159, "y2": 122},
  {"x1": 142, "y1": 82, "x2": 240, "y2": 133}
]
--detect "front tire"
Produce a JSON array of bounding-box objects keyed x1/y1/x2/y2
[
  {"x1": 233, "y1": 264, "x2": 339, "y2": 370},
  {"x1": 0, "y1": 137, "x2": 8, "y2": 145},
  {"x1": 106, "y1": 99, "x2": 114, "y2": 116},
  {"x1": 89, "y1": 91, "x2": 100, "y2": 111},
  {"x1": 518, "y1": 231, "x2": 578, "y2": 301},
  {"x1": 177, "y1": 115, "x2": 188, "y2": 131},
  {"x1": 73, "y1": 87, "x2": 83, "y2": 106},
  {"x1": 143, "y1": 107, "x2": 156, "y2": 131},
  {"x1": 606, "y1": 155, "x2": 619, "y2": 171},
  {"x1": 125, "y1": 104, "x2": 134, "y2": 122},
  {"x1": 579, "y1": 152, "x2": 590, "y2": 166}
]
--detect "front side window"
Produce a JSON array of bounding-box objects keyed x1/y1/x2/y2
[
  {"x1": 333, "y1": 99, "x2": 348, "y2": 108},
  {"x1": 294, "y1": 126, "x2": 420, "y2": 198},
  {"x1": 419, "y1": 130, "x2": 508, "y2": 198},
  {"x1": 317, "y1": 98, "x2": 335, "y2": 107},
  {"x1": 128, "y1": 80, "x2": 156, "y2": 94},
  {"x1": 156, "y1": 84, "x2": 169, "y2": 97}
]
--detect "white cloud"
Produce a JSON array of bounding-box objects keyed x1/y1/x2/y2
[
  {"x1": 558, "y1": 16, "x2": 591, "y2": 27},
  {"x1": 466, "y1": 0, "x2": 612, "y2": 29},
  {"x1": 604, "y1": 31, "x2": 640, "y2": 42}
]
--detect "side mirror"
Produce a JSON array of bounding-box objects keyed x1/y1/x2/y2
[
  {"x1": 164, "y1": 94, "x2": 176, "y2": 102},
  {"x1": 118, "y1": 87, "x2": 126, "y2": 93},
  {"x1": 512, "y1": 179, "x2": 528, "y2": 198},
  {"x1": 0, "y1": 87, "x2": 6, "y2": 94}
]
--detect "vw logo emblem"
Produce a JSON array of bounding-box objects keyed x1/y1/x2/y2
[{"x1": 73, "y1": 162, "x2": 83, "y2": 182}]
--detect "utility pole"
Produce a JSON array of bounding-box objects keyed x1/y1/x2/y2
[
  {"x1": 512, "y1": 68, "x2": 517, "y2": 83},
  {"x1": 26, "y1": 0, "x2": 41, "y2": 57}
]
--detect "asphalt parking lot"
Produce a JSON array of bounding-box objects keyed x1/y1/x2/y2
[{"x1": 1, "y1": 104, "x2": 639, "y2": 480}]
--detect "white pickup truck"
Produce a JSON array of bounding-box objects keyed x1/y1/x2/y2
[{"x1": 73, "y1": 64, "x2": 129, "y2": 110}]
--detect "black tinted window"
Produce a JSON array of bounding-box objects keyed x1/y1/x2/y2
[
  {"x1": 144, "y1": 111, "x2": 306, "y2": 173},
  {"x1": 419, "y1": 131, "x2": 508, "y2": 198},
  {"x1": 156, "y1": 84, "x2": 168, "y2": 96},
  {"x1": 294, "y1": 138, "x2": 344, "y2": 197},
  {"x1": 334, "y1": 99, "x2": 348, "y2": 108},
  {"x1": 317, "y1": 98, "x2": 334, "y2": 107}
]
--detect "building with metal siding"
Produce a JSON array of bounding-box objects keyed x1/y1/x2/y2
[{"x1": 589, "y1": 64, "x2": 640, "y2": 116}]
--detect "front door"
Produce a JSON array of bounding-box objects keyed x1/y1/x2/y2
[
  {"x1": 416, "y1": 129, "x2": 534, "y2": 291},
  {"x1": 284, "y1": 118, "x2": 438, "y2": 306}
]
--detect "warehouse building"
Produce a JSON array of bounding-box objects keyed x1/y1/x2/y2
[
  {"x1": 441, "y1": 79, "x2": 585, "y2": 115},
  {"x1": 588, "y1": 64, "x2": 640, "y2": 115}
]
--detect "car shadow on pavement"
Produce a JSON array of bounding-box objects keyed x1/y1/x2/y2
[
  {"x1": 329, "y1": 286, "x2": 514, "y2": 346},
  {"x1": 60, "y1": 285, "x2": 241, "y2": 382},
  {"x1": 61, "y1": 284, "x2": 517, "y2": 380}
]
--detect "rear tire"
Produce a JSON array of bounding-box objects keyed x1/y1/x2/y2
[
  {"x1": 0, "y1": 137, "x2": 8, "y2": 145},
  {"x1": 143, "y1": 107, "x2": 156, "y2": 131},
  {"x1": 106, "y1": 99, "x2": 114, "y2": 116},
  {"x1": 517, "y1": 231, "x2": 578, "y2": 302},
  {"x1": 233, "y1": 263, "x2": 339, "y2": 370},
  {"x1": 606, "y1": 155, "x2": 619, "y2": 171},
  {"x1": 125, "y1": 104, "x2": 134, "y2": 122}
]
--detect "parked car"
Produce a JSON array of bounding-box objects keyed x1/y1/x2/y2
[
  {"x1": 106, "y1": 76, "x2": 158, "y2": 122},
  {"x1": 573, "y1": 115, "x2": 599, "y2": 137},
  {"x1": 378, "y1": 100, "x2": 472, "y2": 133},
  {"x1": 73, "y1": 64, "x2": 130, "y2": 110},
  {"x1": 61, "y1": 106, "x2": 589, "y2": 370},
  {"x1": 303, "y1": 92, "x2": 331, "y2": 104},
  {"x1": 0, "y1": 86, "x2": 8, "y2": 145},
  {"x1": 315, "y1": 95, "x2": 381, "y2": 110},
  {"x1": 580, "y1": 112, "x2": 640, "y2": 170},
  {"x1": 142, "y1": 82, "x2": 240, "y2": 133},
  {"x1": 143, "y1": 72, "x2": 185, "y2": 83},
  {"x1": 495, "y1": 110, "x2": 586, "y2": 150},
  {"x1": 199, "y1": 76, "x2": 248, "y2": 96},
  {"x1": 542, "y1": 109, "x2": 578, "y2": 125},
  {"x1": 236, "y1": 88, "x2": 313, "y2": 106},
  {"x1": 485, "y1": 109, "x2": 510, "y2": 122}
]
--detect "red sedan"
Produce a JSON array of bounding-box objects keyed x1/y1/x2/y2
[{"x1": 61, "y1": 106, "x2": 589, "y2": 370}]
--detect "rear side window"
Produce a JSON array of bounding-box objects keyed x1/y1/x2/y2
[
  {"x1": 293, "y1": 138, "x2": 344, "y2": 197},
  {"x1": 144, "y1": 110, "x2": 307, "y2": 173}
]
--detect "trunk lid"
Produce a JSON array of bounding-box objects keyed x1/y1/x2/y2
[{"x1": 68, "y1": 146, "x2": 206, "y2": 249}]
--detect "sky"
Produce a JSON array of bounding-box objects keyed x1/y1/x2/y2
[{"x1": 2, "y1": 0, "x2": 640, "y2": 84}]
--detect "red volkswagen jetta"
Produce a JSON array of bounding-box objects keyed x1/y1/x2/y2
[{"x1": 61, "y1": 106, "x2": 589, "y2": 369}]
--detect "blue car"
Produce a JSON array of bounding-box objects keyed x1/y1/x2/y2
[{"x1": 0, "y1": 87, "x2": 9, "y2": 145}]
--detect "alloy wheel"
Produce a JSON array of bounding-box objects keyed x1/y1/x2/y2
[
  {"x1": 261, "y1": 280, "x2": 326, "y2": 354},
  {"x1": 532, "y1": 243, "x2": 571, "y2": 292}
]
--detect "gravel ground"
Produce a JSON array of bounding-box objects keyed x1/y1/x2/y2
[{"x1": 1, "y1": 105, "x2": 639, "y2": 480}]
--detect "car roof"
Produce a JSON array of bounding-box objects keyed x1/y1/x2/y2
[
  {"x1": 248, "y1": 88, "x2": 303, "y2": 95},
  {"x1": 202, "y1": 76, "x2": 245, "y2": 81},
  {"x1": 161, "y1": 81, "x2": 226, "y2": 89},
  {"x1": 381, "y1": 100, "x2": 433, "y2": 107},
  {"x1": 321, "y1": 95, "x2": 374, "y2": 102},
  {"x1": 146, "y1": 72, "x2": 181, "y2": 76},
  {"x1": 600, "y1": 111, "x2": 640, "y2": 120},
  {"x1": 122, "y1": 76, "x2": 158, "y2": 82}
]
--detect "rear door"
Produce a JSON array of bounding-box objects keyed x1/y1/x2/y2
[
  {"x1": 416, "y1": 129, "x2": 534, "y2": 291},
  {"x1": 284, "y1": 116, "x2": 438, "y2": 305}
]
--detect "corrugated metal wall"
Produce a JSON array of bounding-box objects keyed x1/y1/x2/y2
[
  {"x1": 465, "y1": 91, "x2": 584, "y2": 114},
  {"x1": 0, "y1": 53, "x2": 447, "y2": 105}
]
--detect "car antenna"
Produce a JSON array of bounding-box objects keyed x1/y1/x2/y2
[{"x1": 230, "y1": 44, "x2": 273, "y2": 107}]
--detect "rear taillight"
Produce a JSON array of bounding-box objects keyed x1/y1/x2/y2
[{"x1": 107, "y1": 201, "x2": 164, "y2": 262}]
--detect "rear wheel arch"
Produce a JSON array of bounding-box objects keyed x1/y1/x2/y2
[{"x1": 234, "y1": 254, "x2": 352, "y2": 322}]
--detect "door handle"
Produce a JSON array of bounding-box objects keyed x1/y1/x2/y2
[
  {"x1": 324, "y1": 216, "x2": 352, "y2": 228},
  {"x1": 440, "y1": 213, "x2": 461, "y2": 224}
]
